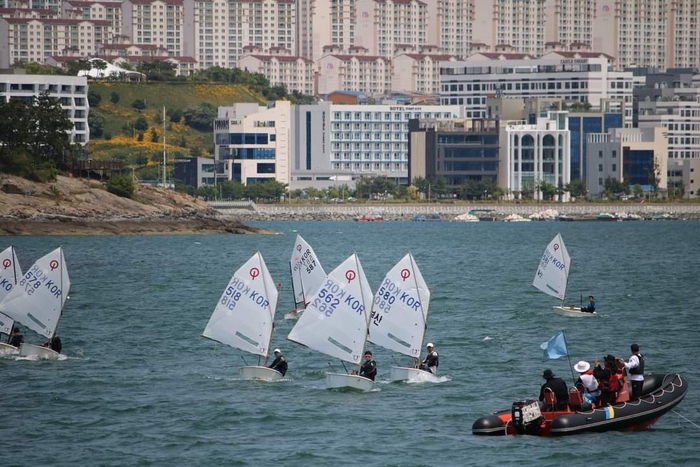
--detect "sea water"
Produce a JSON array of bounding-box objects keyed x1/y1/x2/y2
[{"x1": 2, "y1": 221, "x2": 700, "y2": 466}]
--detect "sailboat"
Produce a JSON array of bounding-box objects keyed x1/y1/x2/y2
[
  {"x1": 284, "y1": 234, "x2": 326, "y2": 320},
  {"x1": 202, "y1": 251, "x2": 282, "y2": 381},
  {"x1": 368, "y1": 252, "x2": 436, "y2": 382},
  {"x1": 0, "y1": 246, "x2": 23, "y2": 355},
  {"x1": 287, "y1": 253, "x2": 375, "y2": 391},
  {"x1": 533, "y1": 234, "x2": 596, "y2": 317},
  {"x1": 0, "y1": 246, "x2": 70, "y2": 359}
]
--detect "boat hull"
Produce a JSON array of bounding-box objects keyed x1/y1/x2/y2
[
  {"x1": 19, "y1": 343, "x2": 61, "y2": 360},
  {"x1": 390, "y1": 366, "x2": 440, "y2": 383},
  {"x1": 553, "y1": 306, "x2": 597, "y2": 317},
  {"x1": 0, "y1": 342, "x2": 19, "y2": 355},
  {"x1": 472, "y1": 373, "x2": 688, "y2": 437},
  {"x1": 326, "y1": 373, "x2": 374, "y2": 391},
  {"x1": 239, "y1": 366, "x2": 283, "y2": 381}
]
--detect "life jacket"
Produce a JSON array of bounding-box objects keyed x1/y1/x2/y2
[
  {"x1": 600, "y1": 369, "x2": 622, "y2": 393},
  {"x1": 629, "y1": 353, "x2": 644, "y2": 375}
]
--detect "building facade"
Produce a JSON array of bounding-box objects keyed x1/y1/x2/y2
[
  {"x1": 439, "y1": 56, "x2": 634, "y2": 125},
  {"x1": 586, "y1": 127, "x2": 668, "y2": 197},
  {"x1": 498, "y1": 111, "x2": 571, "y2": 201},
  {"x1": 0, "y1": 72, "x2": 89, "y2": 144}
]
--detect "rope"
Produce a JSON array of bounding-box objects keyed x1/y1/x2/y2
[{"x1": 672, "y1": 410, "x2": 700, "y2": 429}]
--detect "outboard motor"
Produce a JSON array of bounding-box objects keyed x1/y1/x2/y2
[{"x1": 511, "y1": 399, "x2": 543, "y2": 435}]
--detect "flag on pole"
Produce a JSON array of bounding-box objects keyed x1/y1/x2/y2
[{"x1": 540, "y1": 331, "x2": 568, "y2": 361}]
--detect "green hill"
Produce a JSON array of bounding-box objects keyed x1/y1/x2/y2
[{"x1": 87, "y1": 82, "x2": 265, "y2": 163}]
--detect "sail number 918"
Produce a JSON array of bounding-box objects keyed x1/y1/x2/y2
[{"x1": 313, "y1": 288, "x2": 340, "y2": 317}]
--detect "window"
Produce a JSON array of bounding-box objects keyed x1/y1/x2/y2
[
  {"x1": 612, "y1": 164, "x2": 617, "y2": 172},
  {"x1": 598, "y1": 164, "x2": 603, "y2": 172},
  {"x1": 612, "y1": 150, "x2": 616, "y2": 158},
  {"x1": 599, "y1": 150, "x2": 603, "y2": 158}
]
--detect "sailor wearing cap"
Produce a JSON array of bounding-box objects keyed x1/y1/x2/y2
[
  {"x1": 268, "y1": 348, "x2": 288, "y2": 377},
  {"x1": 419, "y1": 343, "x2": 439, "y2": 374}
]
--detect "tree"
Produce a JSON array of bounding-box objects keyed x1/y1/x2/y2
[
  {"x1": 647, "y1": 159, "x2": 662, "y2": 196},
  {"x1": 566, "y1": 178, "x2": 588, "y2": 198},
  {"x1": 168, "y1": 108, "x2": 183, "y2": 123},
  {"x1": 30, "y1": 92, "x2": 74, "y2": 165},
  {"x1": 633, "y1": 184, "x2": 643, "y2": 198},
  {"x1": 110, "y1": 92, "x2": 120, "y2": 104},
  {"x1": 88, "y1": 90, "x2": 102, "y2": 107},
  {"x1": 88, "y1": 110, "x2": 106, "y2": 138},
  {"x1": 137, "y1": 60, "x2": 177, "y2": 81},
  {"x1": 134, "y1": 116, "x2": 149, "y2": 131},
  {"x1": 537, "y1": 180, "x2": 557, "y2": 201},
  {"x1": 132, "y1": 99, "x2": 147, "y2": 111},
  {"x1": 107, "y1": 174, "x2": 135, "y2": 199},
  {"x1": 183, "y1": 103, "x2": 217, "y2": 131},
  {"x1": 150, "y1": 127, "x2": 159, "y2": 143}
]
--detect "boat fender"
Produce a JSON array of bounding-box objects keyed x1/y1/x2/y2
[{"x1": 471, "y1": 414, "x2": 506, "y2": 436}]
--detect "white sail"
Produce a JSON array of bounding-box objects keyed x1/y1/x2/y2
[
  {"x1": 287, "y1": 253, "x2": 373, "y2": 365},
  {"x1": 289, "y1": 235, "x2": 326, "y2": 306},
  {"x1": 0, "y1": 245, "x2": 22, "y2": 304},
  {"x1": 0, "y1": 312, "x2": 13, "y2": 336},
  {"x1": 532, "y1": 233, "x2": 570, "y2": 301},
  {"x1": 0, "y1": 247, "x2": 69, "y2": 339},
  {"x1": 203, "y1": 251, "x2": 279, "y2": 358},
  {"x1": 368, "y1": 253, "x2": 431, "y2": 358}
]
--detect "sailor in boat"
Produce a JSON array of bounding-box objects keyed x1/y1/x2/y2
[
  {"x1": 574, "y1": 360, "x2": 601, "y2": 405},
  {"x1": 578, "y1": 295, "x2": 596, "y2": 313},
  {"x1": 358, "y1": 351, "x2": 377, "y2": 381},
  {"x1": 41, "y1": 336, "x2": 62, "y2": 354},
  {"x1": 593, "y1": 354, "x2": 623, "y2": 406},
  {"x1": 268, "y1": 349, "x2": 288, "y2": 376},
  {"x1": 419, "y1": 343, "x2": 439, "y2": 374},
  {"x1": 539, "y1": 369, "x2": 569, "y2": 411},
  {"x1": 8, "y1": 326, "x2": 24, "y2": 349}
]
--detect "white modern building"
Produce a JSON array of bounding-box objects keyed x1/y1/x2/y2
[
  {"x1": 498, "y1": 111, "x2": 571, "y2": 202},
  {"x1": 440, "y1": 55, "x2": 634, "y2": 125},
  {"x1": 668, "y1": 158, "x2": 700, "y2": 198},
  {"x1": 586, "y1": 127, "x2": 668, "y2": 197},
  {"x1": 0, "y1": 72, "x2": 89, "y2": 145},
  {"x1": 289, "y1": 102, "x2": 463, "y2": 189},
  {"x1": 213, "y1": 101, "x2": 291, "y2": 186}
]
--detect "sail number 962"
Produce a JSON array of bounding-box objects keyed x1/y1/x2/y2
[{"x1": 313, "y1": 288, "x2": 340, "y2": 317}]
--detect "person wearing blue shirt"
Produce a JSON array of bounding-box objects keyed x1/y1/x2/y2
[{"x1": 581, "y1": 295, "x2": 596, "y2": 313}]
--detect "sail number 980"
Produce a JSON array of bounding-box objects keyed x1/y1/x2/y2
[{"x1": 313, "y1": 288, "x2": 340, "y2": 317}]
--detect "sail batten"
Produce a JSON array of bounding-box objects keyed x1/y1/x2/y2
[
  {"x1": 202, "y1": 251, "x2": 279, "y2": 358},
  {"x1": 532, "y1": 233, "x2": 571, "y2": 301},
  {"x1": 287, "y1": 253, "x2": 373, "y2": 365},
  {"x1": 368, "y1": 253, "x2": 431, "y2": 358},
  {"x1": 0, "y1": 247, "x2": 68, "y2": 339}
]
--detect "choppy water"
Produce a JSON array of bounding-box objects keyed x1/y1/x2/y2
[{"x1": 2, "y1": 221, "x2": 700, "y2": 466}]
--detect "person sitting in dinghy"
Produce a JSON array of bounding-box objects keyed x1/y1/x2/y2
[
  {"x1": 8, "y1": 326, "x2": 24, "y2": 348},
  {"x1": 268, "y1": 349, "x2": 288, "y2": 376},
  {"x1": 358, "y1": 351, "x2": 377, "y2": 381},
  {"x1": 580, "y1": 296, "x2": 596, "y2": 313},
  {"x1": 42, "y1": 336, "x2": 62, "y2": 354},
  {"x1": 419, "y1": 343, "x2": 439, "y2": 374}
]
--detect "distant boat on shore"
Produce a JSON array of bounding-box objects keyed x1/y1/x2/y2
[{"x1": 355, "y1": 214, "x2": 384, "y2": 222}]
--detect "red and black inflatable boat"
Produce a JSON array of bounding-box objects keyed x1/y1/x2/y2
[{"x1": 472, "y1": 373, "x2": 688, "y2": 437}]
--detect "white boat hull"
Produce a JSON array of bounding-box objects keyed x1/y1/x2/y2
[
  {"x1": 553, "y1": 306, "x2": 597, "y2": 318},
  {"x1": 284, "y1": 309, "x2": 304, "y2": 320},
  {"x1": 239, "y1": 365, "x2": 283, "y2": 381},
  {"x1": 19, "y1": 343, "x2": 61, "y2": 359},
  {"x1": 326, "y1": 373, "x2": 374, "y2": 391},
  {"x1": 0, "y1": 342, "x2": 19, "y2": 355},
  {"x1": 389, "y1": 366, "x2": 441, "y2": 383}
]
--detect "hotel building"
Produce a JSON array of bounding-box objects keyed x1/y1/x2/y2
[{"x1": 0, "y1": 72, "x2": 90, "y2": 145}]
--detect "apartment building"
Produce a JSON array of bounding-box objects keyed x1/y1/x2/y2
[
  {"x1": 440, "y1": 55, "x2": 634, "y2": 125},
  {"x1": 353, "y1": 0, "x2": 428, "y2": 58},
  {"x1": 392, "y1": 48, "x2": 456, "y2": 95},
  {"x1": 62, "y1": 0, "x2": 123, "y2": 39},
  {"x1": 297, "y1": 0, "x2": 354, "y2": 62},
  {"x1": 238, "y1": 47, "x2": 314, "y2": 96},
  {"x1": 316, "y1": 46, "x2": 392, "y2": 97},
  {"x1": 0, "y1": 17, "x2": 111, "y2": 68},
  {"x1": 0, "y1": 72, "x2": 89, "y2": 144},
  {"x1": 122, "y1": 0, "x2": 185, "y2": 57}
]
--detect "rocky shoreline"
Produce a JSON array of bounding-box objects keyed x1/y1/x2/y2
[{"x1": 0, "y1": 175, "x2": 271, "y2": 236}]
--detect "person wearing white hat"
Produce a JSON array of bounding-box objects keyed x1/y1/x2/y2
[
  {"x1": 268, "y1": 349, "x2": 288, "y2": 376},
  {"x1": 574, "y1": 360, "x2": 600, "y2": 405},
  {"x1": 419, "y1": 343, "x2": 439, "y2": 374}
]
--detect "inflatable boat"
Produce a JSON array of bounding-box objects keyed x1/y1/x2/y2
[{"x1": 472, "y1": 373, "x2": 688, "y2": 437}]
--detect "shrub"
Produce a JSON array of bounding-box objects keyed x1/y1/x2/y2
[
  {"x1": 107, "y1": 174, "x2": 135, "y2": 199},
  {"x1": 132, "y1": 99, "x2": 146, "y2": 111},
  {"x1": 134, "y1": 116, "x2": 149, "y2": 131},
  {"x1": 110, "y1": 92, "x2": 120, "y2": 104},
  {"x1": 88, "y1": 90, "x2": 102, "y2": 107}
]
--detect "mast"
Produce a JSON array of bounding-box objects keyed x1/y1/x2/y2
[
  {"x1": 355, "y1": 252, "x2": 371, "y2": 374},
  {"x1": 410, "y1": 252, "x2": 429, "y2": 365},
  {"x1": 259, "y1": 251, "x2": 280, "y2": 366},
  {"x1": 51, "y1": 246, "x2": 65, "y2": 340},
  {"x1": 162, "y1": 105, "x2": 166, "y2": 187}
]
